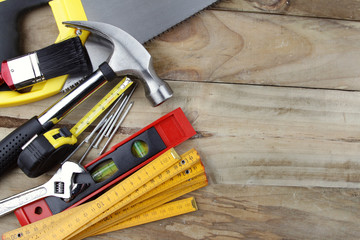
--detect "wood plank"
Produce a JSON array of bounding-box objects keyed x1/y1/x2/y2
[
  {"x1": 1, "y1": 185, "x2": 360, "y2": 239},
  {"x1": 2, "y1": 81, "x2": 360, "y2": 188},
  {"x1": 215, "y1": 0, "x2": 360, "y2": 21},
  {"x1": 19, "y1": 5, "x2": 360, "y2": 91},
  {"x1": 150, "y1": 10, "x2": 360, "y2": 90},
  {"x1": 1, "y1": 3, "x2": 359, "y2": 240}
]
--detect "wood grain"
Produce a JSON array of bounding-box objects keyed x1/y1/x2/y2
[
  {"x1": 150, "y1": 10, "x2": 360, "y2": 90},
  {"x1": 2, "y1": 1, "x2": 360, "y2": 239},
  {"x1": 2, "y1": 81, "x2": 360, "y2": 188},
  {"x1": 215, "y1": 0, "x2": 360, "y2": 21},
  {"x1": 1, "y1": 184, "x2": 360, "y2": 240},
  {"x1": 18, "y1": 5, "x2": 360, "y2": 90}
]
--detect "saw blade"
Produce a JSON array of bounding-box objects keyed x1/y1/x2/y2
[
  {"x1": 0, "y1": 0, "x2": 217, "y2": 106},
  {"x1": 62, "y1": 0, "x2": 218, "y2": 92},
  {"x1": 82, "y1": 0, "x2": 217, "y2": 44}
]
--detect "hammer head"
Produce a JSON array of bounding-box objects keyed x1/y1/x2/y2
[{"x1": 64, "y1": 21, "x2": 173, "y2": 106}]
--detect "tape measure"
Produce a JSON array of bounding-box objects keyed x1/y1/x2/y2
[
  {"x1": 17, "y1": 77, "x2": 133, "y2": 178},
  {"x1": 70, "y1": 77, "x2": 132, "y2": 136},
  {"x1": 3, "y1": 148, "x2": 207, "y2": 240}
]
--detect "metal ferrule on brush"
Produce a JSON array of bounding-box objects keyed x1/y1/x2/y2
[{"x1": 6, "y1": 53, "x2": 44, "y2": 90}]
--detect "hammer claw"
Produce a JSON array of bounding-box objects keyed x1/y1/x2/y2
[{"x1": 64, "y1": 21, "x2": 173, "y2": 106}]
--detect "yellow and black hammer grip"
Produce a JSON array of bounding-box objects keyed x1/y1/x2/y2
[{"x1": 0, "y1": 117, "x2": 46, "y2": 176}]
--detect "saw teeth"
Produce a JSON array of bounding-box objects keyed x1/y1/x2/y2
[{"x1": 144, "y1": 0, "x2": 220, "y2": 45}]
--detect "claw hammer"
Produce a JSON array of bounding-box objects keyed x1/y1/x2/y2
[{"x1": 0, "y1": 21, "x2": 173, "y2": 177}]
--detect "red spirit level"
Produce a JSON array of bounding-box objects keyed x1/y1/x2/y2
[{"x1": 14, "y1": 108, "x2": 196, "y2": 226}]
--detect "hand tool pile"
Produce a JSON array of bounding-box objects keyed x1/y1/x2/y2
[
  {"x1": 0, "y1": 0, "x2": 219, "y2": 238},
  {"x1": 3, "y1": 148, "x2": 208, "y2": 239}
]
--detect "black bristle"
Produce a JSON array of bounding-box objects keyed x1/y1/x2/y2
[{"x1": 37, "y1": 37, "x2": 92, "y2": 79}]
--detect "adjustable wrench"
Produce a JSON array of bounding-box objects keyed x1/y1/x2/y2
[{"x1": 0, "y1": 162, "x2": 84, "y2": 217}]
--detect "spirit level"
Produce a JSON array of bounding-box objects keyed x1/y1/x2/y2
[
  {"x1": 4, "y1": 148, "x2": 206, "y2": 240},
  {"x1": 14, "y1": 108, "x2": 196, "y2": 226}
]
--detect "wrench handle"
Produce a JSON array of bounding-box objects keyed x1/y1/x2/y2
[
  {"x1": 0, "y1": 117, "x2": 45, "y2": 176},
  {"x1": 0, "y1": 185, "x2": 48, "y2": 217}
]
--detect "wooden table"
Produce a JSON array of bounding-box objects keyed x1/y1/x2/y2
[{"x1": 1, "y1": 1, "x2": 360, "y2": 239}]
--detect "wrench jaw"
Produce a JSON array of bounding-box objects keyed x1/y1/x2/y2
[
  {"x1": 0, "y1": 162, "x2": 85, "y2": 217},
  {"x1": 48, "y1": 162, "x2": 85, "y2": 199}
]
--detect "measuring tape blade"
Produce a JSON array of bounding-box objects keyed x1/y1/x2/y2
[
  {"x1": 70, "y1": 77, "x2": 133, "y2": 137},
  {"x1": 100, "y1": 197, "x2": 198, "y2": 234},
  {"x1": 67, "y1": 148, "x2": 200, "y2": 239},
  {"x1": 79, "y1": 162, "x2": 206, "y2": 238}
]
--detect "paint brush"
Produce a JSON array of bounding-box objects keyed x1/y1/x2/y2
[{"x1": 0, "y1": 36, "x2": 92, "y2": 90}]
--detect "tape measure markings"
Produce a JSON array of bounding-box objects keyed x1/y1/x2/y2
[
  {"x1": 70, "y1": 77, "x2": 132, "y2": 137},
  {"x1": 67, "y1": 149, "x2": 200, "y2": 239}
]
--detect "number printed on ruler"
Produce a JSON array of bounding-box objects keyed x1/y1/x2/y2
[{"x1": 2, "y1": 148, "x2": 202, "y2": 240}]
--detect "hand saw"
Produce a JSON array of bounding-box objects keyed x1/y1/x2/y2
[{"x1": 0, "y1": 0, "x2": 218, "y2": 107}]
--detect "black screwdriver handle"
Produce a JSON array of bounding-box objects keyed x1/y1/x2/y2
[{"x1": 0, "y1": 117, "x2": 45, "y2": 176}]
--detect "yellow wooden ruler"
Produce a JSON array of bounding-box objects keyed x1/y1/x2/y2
[
  {"x1": 3, "y1": 148, "x2": 205, "y2": 240},
  {"x1": 95, "y1": 177, "x2": 208, "y2": 237},
  {"x1": 66, "y1": 148, "x2": 200, "y2": 240},
  {"x1": 77, "y1": 164, "x2": 207, "y2": 238},
  {"x1": 102, "y1": 197, "x2": 198, "y2": 232}
]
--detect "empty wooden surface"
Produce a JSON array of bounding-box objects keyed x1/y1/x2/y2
[{"x1": 1, "y1": 0, "x2": 360, "y2": 239}]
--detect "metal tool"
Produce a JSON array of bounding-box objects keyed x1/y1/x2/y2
[
  {"x1": 0, "y1": 162, "x2": 84, "y2": 217},
  {"x1": 99, "y1": 102, "x2": 134, "y2": 155},
  {"x1": 17, "y1": 78, "x2": 132, "y2": 178},
  {"x1": 0, "y1": 20, "x2": 172, "y2": 176},
  {"x1": 94, "y1": 83, "x2": 137, "y2": 151},
  {"x1": 14, "y1": 108, "x2": 197, "y2": 225},
  {"x1": 4, "y1": 149, "x2": 205, "y2": 239},
  {"x1": 0, "y1": 0, "x2": 218, "y2": 107},
  {"x1": 64, "y1": 21, "x2": 173, "y2": 107}
]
